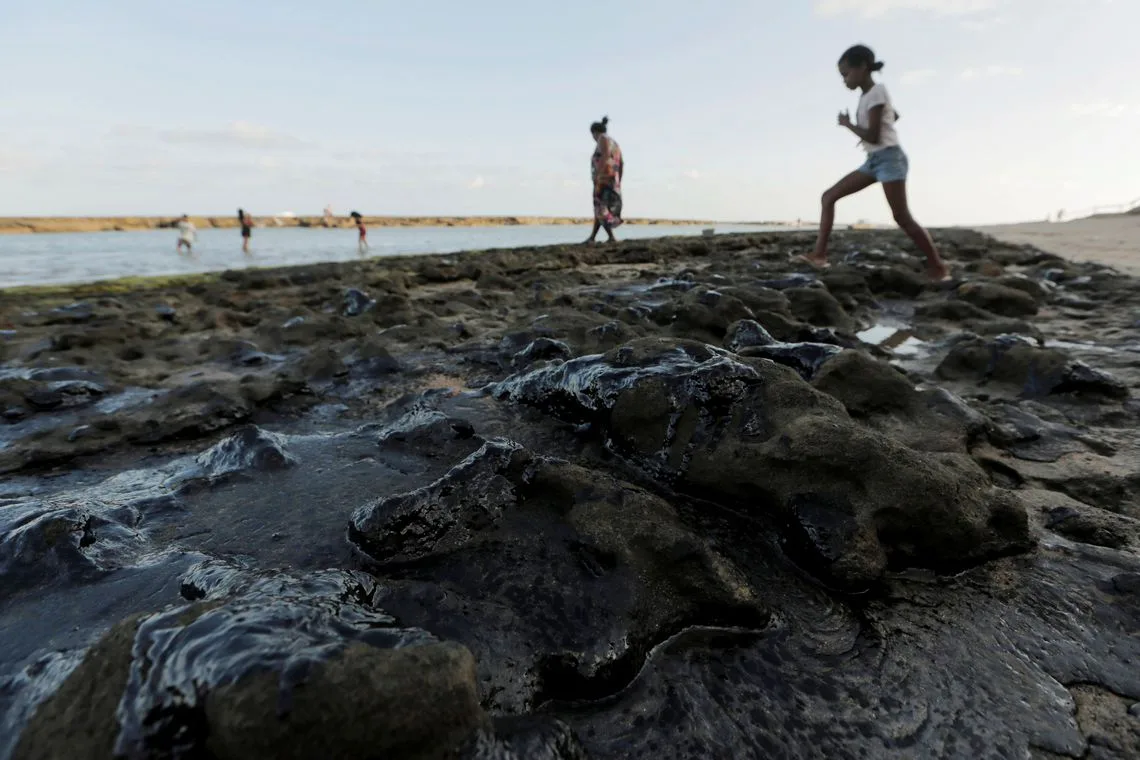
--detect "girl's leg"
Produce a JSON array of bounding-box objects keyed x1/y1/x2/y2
[
  {"x1": 602, "y1": 222, "x2": 615, "y2": 243},
  {"x1": 810, "y1": 171, "x2": 876, "y2": 264},
  {"x1": 882, "y1": 181, "x2": 948, "y2": 280}
]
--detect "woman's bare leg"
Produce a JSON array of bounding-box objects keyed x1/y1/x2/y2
[
  {"x1": 603, "y1": 222, "x2": 615, "y2": 243},
  {"x1": 882, "y1": 181, "x2": 948, "y2": 280},
  {"x1": 585, "y1": 220, "x2": 601, "y2": 244},
  {"x1": 810, "y1": 171, "x2": 876, "y2": 265}
]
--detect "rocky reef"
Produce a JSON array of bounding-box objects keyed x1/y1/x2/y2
[{"x1": 1, "y1": 228, "x2": 1138, "y2": 758}]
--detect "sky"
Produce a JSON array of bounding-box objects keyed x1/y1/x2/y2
[{"x1": 0, "y1": 0, "x2": 1135, "y2": 225}]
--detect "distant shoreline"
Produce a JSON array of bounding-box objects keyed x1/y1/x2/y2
[{"x1": 0, "y1": 216, "x2": 784, "y2": 236}]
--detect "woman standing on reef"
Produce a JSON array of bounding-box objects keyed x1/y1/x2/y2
[
  {"x1": 238, "y1": 208, "x2": 252, "y2": 254},
  {"x1": 804, "y1": 45, "x2": 948, "y2": 280},
  {"x1": 350, "y1": 211, "x2": 368, "y2": 254},
  {"x1": 585, "y1": 116, "x2": 624, "y2": 245}
]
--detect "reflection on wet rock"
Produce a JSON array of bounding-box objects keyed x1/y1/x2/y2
[{"x1": 14, "y1": 564, "x2": 486, "y2": 760}]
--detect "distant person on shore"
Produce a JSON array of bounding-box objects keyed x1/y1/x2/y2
[
  {"x1": 324, "y1": 204, "x2": 334, "y2": 228},
  {"x1": 585, "y1": 116, "x2": 624, "y2": 245},
  {"x1": 351, "y1": 211, "x2": 368, "y2": 254},
  {"x1": 238, "y1": 208, "x2": 252, "y2": 254},
  {"x1": 803, "y1": 45, "x2": 948, "y2": 281},
  {"x1": 175, "y1": 215, "x2": 196, "y2": 254}
]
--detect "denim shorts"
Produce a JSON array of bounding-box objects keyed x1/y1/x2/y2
[{"x1": 857, "y1": 145, "x2": 909, "y2": 183}]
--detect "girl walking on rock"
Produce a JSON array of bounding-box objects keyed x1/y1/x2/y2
[{"x1": 805, "y1": 45, "x2": 948, "y2": 280}]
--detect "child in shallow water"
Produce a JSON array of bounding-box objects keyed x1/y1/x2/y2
[
  {"x1": 351, "y1": 211, "x2": 368, "y2": 254},
  {"x1": 804, "y1": 45, "x2": 948, "y2": 281},
  {"x1": 175, "y1": 215, "x2": 196, "y2": 254}
]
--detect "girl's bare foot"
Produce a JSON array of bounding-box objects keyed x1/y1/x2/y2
[
  {"x1": 791, "y1": 253, "x2": 831, "y2": 270},
  {"x1": 927, "y1": 259, "x2": 950, "y2": 281}
]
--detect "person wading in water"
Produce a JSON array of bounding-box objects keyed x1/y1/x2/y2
[{"x1": 238, "y1": 208, "x2": 253, "y2": 255}]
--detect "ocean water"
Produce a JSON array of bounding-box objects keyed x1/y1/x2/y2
[{"x1": 0, "y1": 224, "x2": 785, "y2": 288}]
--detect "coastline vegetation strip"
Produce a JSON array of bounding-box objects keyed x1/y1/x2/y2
[{"x1": 0, "y1": 216, "x2": 735, "y2": 235}]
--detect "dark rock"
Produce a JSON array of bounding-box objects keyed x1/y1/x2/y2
[
  {"x1": 1113, "y1": 573, "x2": 1140, "y2": 594},
  {"x1": 494, "y1": 338, "x2": 1031, "y2": 587},
  {"x1": 863, "y1": 266, "x2": 927, "y2": 298},
  {"x1": 13, "y1": 565, "x2": 487, "y2": 760},
  {"x1": 22, "y1": 389, "x2": 63, "y2": 411},
  {"x1": 956, "y1": 282, "x2": 1040, "y2": 318},
  {"x1": 737, "y1": 342, "x2": 843, "y2": 381},
  {"x1": 755, "y1": 273, "x2": 816, "y2": 290},
  {"x1": 155, "y1": 304, "x2": 177, "y2": 322},
  {"x1": 375, "y1": 408, "x2": 479, "y2": 453},
  {"x1": 351, "y1": 438, "x2": 766, "y2": 710},
  {"x1": 512, "y1": 338, "x2": 573, "y2": 368},
  {"x1": 461, "y1": 717, "x2": 589, "y2": 760},
  {"x1": 658, "y1": 289, "x2": 755, "y2": 341},
  {"x1": 785, "y1": 287, "x2": 854, "y2": 331},
  {"x1": 985, "y1": 403, "x2": 1112, "y2": 462},
  {"x1": 349, "y1": 339, "x2": 402, "y2": 377},
  {"x1": 126, "y1": 381, "x2": 254, "y2": 444},
  {"x1": 230, "y1": 341, "x2": 275, "y2": 367},
  {"x1": 45, "y1": 302, "x2": 95, "y2": 325},
  {"x1": 725, "y1": 320, "x2": 778, "y2": 352},
  {"x1": 341, "y1": 288, "x2": 376, "y2": 317},
  {"x1": 0, "y1": 501, "x2": 143, "y2": 602},
  {"x1": 585, "y1": 321, "x2": 629, "y2": 351},
  {"x1": 812, "y1": 350, "x2": 983, "y2": 452},
  {"x1": 3, "y1": 406, "x2": 28, "y2": 421},
  {"x1": 995, "y1": 275, "x2": 1049, "y2": 303},
  {"x1": 914, "y1": 300, "x2": 998, "y2": 322},
  {"x1": 193, "y1": 425, "x2": 297, "y2": 478},
  {"x1": 936, "y1": 336, "x2": 1129, "y2": 399}
]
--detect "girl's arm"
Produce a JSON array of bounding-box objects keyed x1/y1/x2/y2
[{"x1": 841, "y1": 105, "x2": 884, "y2": 144}]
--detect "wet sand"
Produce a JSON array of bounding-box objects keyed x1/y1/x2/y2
[
  {"x1": 1, "y1": 229, "x2": 1139, "y2": 758},
  {"x1": 979, "y1": 213, "x2": 1140, "y2": 276}
]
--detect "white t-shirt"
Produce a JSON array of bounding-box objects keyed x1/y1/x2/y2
[
  {"x1": 177, "y1": 220, "x2": 196, "y2": 241},
  {"x1": 857, "y1": 82, "x2": 899, "y2": 153}
]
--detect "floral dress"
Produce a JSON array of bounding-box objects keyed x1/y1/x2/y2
[{"x1": 591, "y1": 136, "x2": 624, "y2": 227}]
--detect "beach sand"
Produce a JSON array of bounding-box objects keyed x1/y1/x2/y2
[{"x1": 978, "y1": 213, "x2": 1140, "y2": 275}]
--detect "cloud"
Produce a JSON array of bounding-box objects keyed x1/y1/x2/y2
[
  {"x1": 900, "y1": 69, "x2": 938, "y2": 85},
  {"x1": 683, "y1": 169, "x2": 701, "y2": 180},
  {"x1": 814, "y1": 0, "x2": 996, "y2": 18},
  {"x1": 1069, "y1": 102, "x2": 1137, "y2": 117},
  {"x1": 468, "y1": 176, "x2": 486, "y2": 190},
  {"x1": 960, "y1": 65, "x2": 1023, "y2": 79},
  {"x1": 111, "y1": 121, "x2": 309, "y2": 149}
]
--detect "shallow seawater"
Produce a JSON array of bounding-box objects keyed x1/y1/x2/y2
[{"x1": 0, "y1": 224, "x2": 782, "y2": 288}]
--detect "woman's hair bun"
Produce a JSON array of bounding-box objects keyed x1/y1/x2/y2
[{"x1": 601, "y1": 116, "x2": 609, "y2": 126}]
